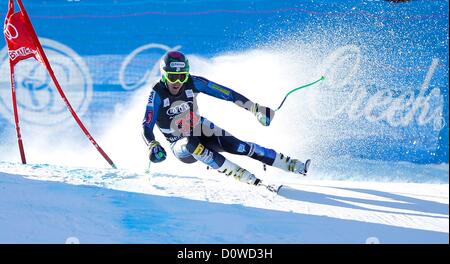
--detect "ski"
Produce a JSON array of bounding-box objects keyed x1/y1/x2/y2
[{"x1": 257, "y1": 182, "x2": 283, "y2": 194}]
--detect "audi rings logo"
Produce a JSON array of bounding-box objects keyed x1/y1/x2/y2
[
  {"x1": 0, "y1": 38, "x2": 93, "y2": 127},
  {"x1": 4, "y1": 23, "x2": 18, "y2": 40},
  {"x1": 167, "y1": 102, "x2": 192, "y2": 116}
]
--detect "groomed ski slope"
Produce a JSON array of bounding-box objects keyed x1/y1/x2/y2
[{"x1": 0, "y1": 162, "x2": 447, "y2": 243}]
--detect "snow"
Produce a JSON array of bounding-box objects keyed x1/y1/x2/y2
[
  {"x1": 0, "y1": 161, "x2": 448, "y2": 243},
  {"x1": 0, "y1": 0, "x2": 447, "y2": 245}
]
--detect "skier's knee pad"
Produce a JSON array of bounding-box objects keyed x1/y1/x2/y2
[{"x1": 171, "y1": 137, "x2": 196, "y2": 163}]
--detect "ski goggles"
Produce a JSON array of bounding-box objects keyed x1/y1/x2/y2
[{"x1": 164, "y1": 71, "x2": 189, "y2": 84}]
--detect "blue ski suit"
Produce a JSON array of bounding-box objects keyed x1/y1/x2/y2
[{"x1": 142, "y1": 75, "x2": 276, "y2": 169}]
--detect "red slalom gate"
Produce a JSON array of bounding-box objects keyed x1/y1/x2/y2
[{"x1": 3, "y1": 0, "x2": 117, "y2": 169}]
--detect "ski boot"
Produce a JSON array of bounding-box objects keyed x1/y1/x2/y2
[
  {"x1": 272, "y1": 153, "x2": 311, "y2": 176},
  {"x1": 218, "y1": 160, "x2": 283, "y2": 193},
  {"x1": 218, "y1": 159, "x2": 260, "y2": 185}
]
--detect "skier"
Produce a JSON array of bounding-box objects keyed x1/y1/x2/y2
[{"x1": 142, "y1": 51, "x2": 310, "y2": 191}]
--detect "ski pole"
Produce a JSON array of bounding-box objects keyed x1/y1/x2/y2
[
  {"x1": 275, "y1": 76, "x2": 325, "y2": 111},
  {"x1": 145, "y1": 160, "x2": 152, "y2": 174}
]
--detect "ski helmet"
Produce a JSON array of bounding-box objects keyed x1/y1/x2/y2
[{"x1": 160, "y1": 51, "x2": 190, "y2": 84}]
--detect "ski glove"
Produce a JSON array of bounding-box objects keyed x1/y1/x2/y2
[
  {"x1": 251, "y1": 103, "x2": 275, "y2": 126},
  {"x1": 149, "y1": 140, "x2": 167, "y2": 163}
]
